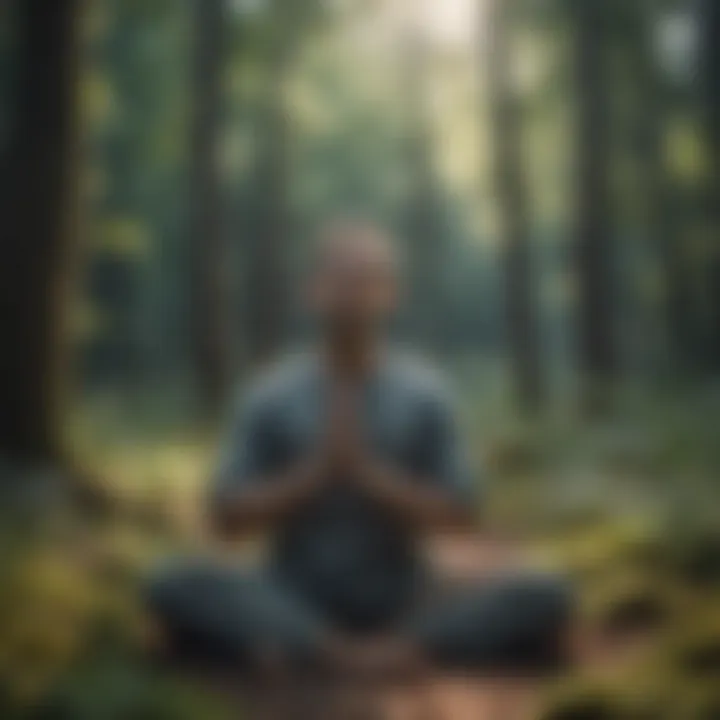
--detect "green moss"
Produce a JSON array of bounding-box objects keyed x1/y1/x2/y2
[
  {"x1": 538, "y1": 694, "x2": 620, "y2": 720},
  {"x1": 668, "y1": 530, "x2": 720, "y2": 588},
  {"x1": 595, "y1": 585, "x2": 672, "y2": 638},
  {"x1": 673, "y1": 633, "x2": 720, "y2": 678}
]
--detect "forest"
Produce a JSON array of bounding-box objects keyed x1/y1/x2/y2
[{"x1": 0, "y1": 0, "x2": 719, "y2": 718}]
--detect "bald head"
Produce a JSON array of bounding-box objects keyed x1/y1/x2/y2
[
  {"x1": 314, "y1": 220, "x2": 397, "y2": 275},
  {"x1": 307, "y1": 220, "x2": 400, "y2": 335}
]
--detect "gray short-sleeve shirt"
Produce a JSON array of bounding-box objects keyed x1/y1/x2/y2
[{"x1": 211, "y1": 350, "x2": 478, "y2": 628}]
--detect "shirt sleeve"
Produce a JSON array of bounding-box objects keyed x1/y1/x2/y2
[
  {"x1": 412, "y1": 388, "x2": 481, "y2": 509},
  {"x1": 209, "y1": 387, "x2": 280, "y2": 506}
]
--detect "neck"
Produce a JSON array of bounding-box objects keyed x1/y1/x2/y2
[{"x1": 323, "y1": 328, "x2": 380, "y2": 379}]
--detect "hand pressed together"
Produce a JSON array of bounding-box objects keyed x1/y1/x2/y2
[{"x1": 318, "y1": 381, "x2": 374, "y2": 483}]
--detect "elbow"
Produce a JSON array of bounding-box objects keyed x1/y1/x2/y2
[
  {"x1": 206, "y1": 501, "x2": 236, "y2": 540},
  {"x1": 434, "y1": 499, "x2": 477, "y2": 535},
  {"x1": 447, "y1": 505, "x2": 477, "y2": 533},
  {"x1": 206, "y1": 494, "x2": 267, "y2": 541},
  {"x1": 206, "y1": 490, "x2": 246, "y2": 540},
  {"x1": 416, "y1": 502, "x2": 475, "y2": 536}
]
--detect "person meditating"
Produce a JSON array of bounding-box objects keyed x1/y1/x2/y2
[{"x1": 145, "y1": 220, "x2": 572, "y2": 680}]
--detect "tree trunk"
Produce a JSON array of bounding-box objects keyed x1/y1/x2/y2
[
  {"x1": 400, "y1": 14, "x2": 444, "y2": 353},
  {"x1": 245, "y1": 93, "x2": 290, "y2": 368},
  {"x1": 189, "y1": 0, "x2": 230, "y2": 418},
  {"x1": 402, "y1": 142, "x2": 444, "y2": 351},
  {"x1": 245, "y1": 10, "x2": 293, "y2": 369},
  {"x1": 486, "y1": 0, "x2": 543, "y2": 412},
  {"x1": 0, "y1": 0, "x2": 83, "y2": 464},
  {"x1": 572, "y1": 0, "x2": 618, "y2": 412},
  {"x1": 698, "y1": 0, "x2": 720, "y2": 371},
  {"x1": 621, "y1": 0, "x2": 694, "y2": 375}
]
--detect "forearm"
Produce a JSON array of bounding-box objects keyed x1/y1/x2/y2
[
  {"x1": 359, "y1": 463, "x2": 475, "y2": 533},
  {"x1": 210, "y1": 460, "x2": 321, "y2": 538}
]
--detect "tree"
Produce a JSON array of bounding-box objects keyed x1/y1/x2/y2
[
  {"x1": 486, "y1": 0, "x2": 543, "y2": 411},
  {"x1": 189, "y1": 0, "x2": 231, "y2": 417},
  {"x1": 0, "y1": 0, "x2": 83, "y2": 464},
  {"x1": 620, "y1": 0, "x2": 693, "y2": 374},
  {"x1": 571, "y1": 0, "x2": 618, "y2": 411},
  {"x1": 243, "y1": 0, "x2": 321, "y2": 367},
  {"x1": 244, "y1": 56, "x2": 292, "y2": 367},
  {"x1": 399, "y1": 14, "x2": 445, "y2": 353},
  {"x1": 698, "y1": 0, "x2": 720, "y2": 370},
  {"x1": 83, "y1": 0, "x2": 190, "y2": 393}
]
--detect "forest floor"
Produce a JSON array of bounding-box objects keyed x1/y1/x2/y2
[{"x1": 3, "y1": 386, "x2": 720, "y2": 718}]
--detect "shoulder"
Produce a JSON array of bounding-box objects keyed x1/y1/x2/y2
[
  {"x1": 383, "y1": 348, "x2": 456, "y2": 411},
  {"x1": 232, "y1": 352, "x2": 316, "y2": 417}
]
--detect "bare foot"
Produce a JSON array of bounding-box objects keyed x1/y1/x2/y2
[{"x1": 336, "y1": 637, "x2": 424, "y2": 682}]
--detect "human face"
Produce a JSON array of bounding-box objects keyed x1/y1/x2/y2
[{"x1": 308, "y1": 233, "x2": 398, "y2": 337}]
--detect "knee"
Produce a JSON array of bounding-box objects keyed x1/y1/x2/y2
[
  {"x1": 539, "y1": 575, "x2": 575, "y2": 629},
  {"x1": 142, "y1": 558, "x2": 200, "y2": 619},
  {"x1": 511, "y1": 572, "x2": 575, "y2": 630},
  {"x1": 142, "y1": 569, "x2": 174, "y2": 626},
  {"x1": 140, "y1": 561, "x2": 197, "y2": 658}
]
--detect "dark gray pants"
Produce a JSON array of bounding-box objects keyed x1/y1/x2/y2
[{"x1": 145, "y1": 560, "x2": 572, "y2": 674}]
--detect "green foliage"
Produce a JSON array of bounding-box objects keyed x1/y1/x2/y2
[
  {"x1": 3, "y1": 0, "x2": 720, "y2": 712},
  {"x1": 0, "y1": 504, "x2": 228, "y2": 719},
  {"x1": 29, "y1": 659, "x2": 232, "y2": 720}
]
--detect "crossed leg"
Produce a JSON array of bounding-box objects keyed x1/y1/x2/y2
[
  {"x1": 407, "y1": 572, "x2": 574, "y2": 674},
  {"x1": 144, "y1": 558, "x2": 573, "y2": 719}
]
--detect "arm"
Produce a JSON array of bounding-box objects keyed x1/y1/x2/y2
[
  {"x1": 207, "y1": 386, "x2": 324, "y2": 540},
  {"x1": 210, "y1": 458, "x2": 324, "y2": 539},
  {"x1": 353, "y1": 385, "x2": 479, "y2": 534},
  {"x1": 208, "y1": 377, "x2": 357, "y2": 540},
  {"x1": 356, "y1": 461, "x2": 475, "y2": 533}
]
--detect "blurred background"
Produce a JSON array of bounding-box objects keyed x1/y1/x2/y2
[{"x1": 1, "y1": 0, "x2": 719, "y2": 717}]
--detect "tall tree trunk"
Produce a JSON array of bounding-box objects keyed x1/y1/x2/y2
[
  {"x1": 402, "y1": 137, "x2": 444, "y2": 351},
  {"x1": 486, "y1": 0, "x2": 543, "y2": 412},
  {"x1": 245, "y1": 89, "x2": 290, "y2": 368},
  {"x1": 624, "y1": 0, "x2": 694, "y2": 375},
  {"x1": 572, "y1": 0, "x2": 617, "y2": 412},
  {"x1": 400, "y1": 16, "x2": 443, "y2": 352},
  {"x1": 245, "y1": 9, "x2": 293, "y2": 368},
  {"x1": 0, "y1": 0, "x2": 83, "y2": 464},
  {"x1": 698, "y1": 0, "x2": 720, "y2": 371},
  {"x1": 189, "y1": 0, "x2": 230, "y2": 417}
]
